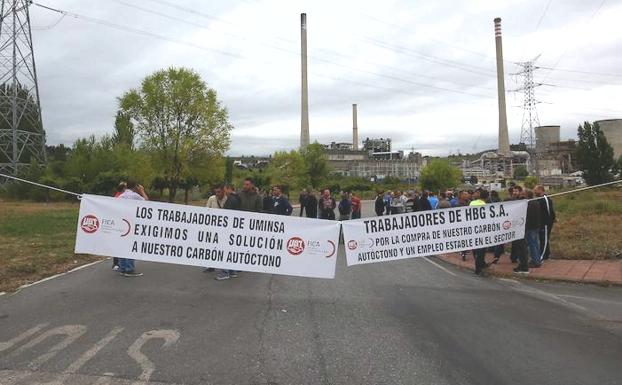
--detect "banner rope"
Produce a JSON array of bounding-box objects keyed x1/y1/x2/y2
[
  {"x1": 1, "y1": 172, "x2": 620, "y2": 203},
  {"x1": 0, "y1": 173, "x2": 82, "y2": 198}
]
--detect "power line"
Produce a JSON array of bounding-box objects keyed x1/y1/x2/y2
[
  {"x1": 541, "y1": 0, "x2": 607, "y2": 82},
  {"x1": 32, "y1": 2, "x2": 244, "y2": 59},
  {"x1": 111, "y1": 0, "x2": 498, "y2": 93},
  {"x1": 35, "y1": 1, "x2": 496, "y2": 99},
  {"x1": 535, "y1": 0, "x2": 553, "y2": 31},
  {"x1": 538, "y1": 65, "x2": 622, "y2": 78}
]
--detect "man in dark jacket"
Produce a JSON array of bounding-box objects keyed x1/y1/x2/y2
[
  {"x1": 374, "y1": 191, "x2": 385, "y2": 216},
  {"x1": 272, "y1": 185, "x2": 293, "y2": 216},
  {"x1": 524, "y1": 189, "x2": 542, "y2": 268},
  {"x1": 338, "y1": 193, "x2": 352, "y2": 221},
  {"x1": 238, "y1": 178, "x2": 263, "y2": 212},
  {"x1": 303, "y1": 190, "x2": 318, "y2": 218},
  {"x1": 534, "y1": 185, "x2": 555, "y2": 260}
]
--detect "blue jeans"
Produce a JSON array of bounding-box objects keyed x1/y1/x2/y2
[
  {"x1": 118, "y1": 258, "x2": 135, "y2": 272},
  {"x1": 526, "y1": 230, "x2": 541, "y2": 265}
]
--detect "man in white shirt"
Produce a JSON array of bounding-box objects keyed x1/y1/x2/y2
[
  {"x1": 206, "y1": 184, "x2": 227, "y2": 209},
  {"x1": 117, "y1": 181, "x2": 148, "y2": 277}
]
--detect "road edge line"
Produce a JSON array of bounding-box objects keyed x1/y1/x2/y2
[
  {"x1": 11, "y1": 259, "x2": 107, "y2": 294},
  {"x1": 422, "y1": 256, "x2": 457, "y2": 276}
]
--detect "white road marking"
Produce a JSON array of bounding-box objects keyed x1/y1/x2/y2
[
  {"x1": 0, "y1": 323, "x2": 48, "y2": 353},
  {"x1": 128, "y1": 329, "x2": 181, "y2": 385},
  {"x1": 34, "y1": 327, "x2": 124, "y2": 385},
  {"x1": 7, "y1": 325, "x2": 87, "y2": 369},
  {"x1": 421, "y1": 256, "x2": 457, "y2": 276},
  {"x1": 12, "y1": 259, "x2": 106, "y2": 294}
]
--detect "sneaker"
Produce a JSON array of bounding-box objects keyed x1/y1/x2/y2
[
  {"x1": 112, "y1": 265, "x2": 120, "y2": 271},
  {"x1": 123, "y1": 271, "x2": 143, "y2": 277},
  {"x1": 215, "y1": 272, "x2": 230, "y2": 281},
  {"x1": 528, "y1": 262, "x2": 542, "y2": 268},
  {"x1": 513, "y1": 267, "x2": 529, "y2": 275},
  {"x1": 202, "y1": 267, "x2": 215, "y2": 273},
  {"x1": 229, "y1": 271, "x2": 238, "y2": 278}
]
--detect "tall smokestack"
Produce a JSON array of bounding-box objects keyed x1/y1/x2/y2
[
  {"x1": 352, "y1": 103, "x2": 358, "y2": 150},
  {"x1": 300, "y1": 13, "x2": 310, "y2": 149},
  {"x1": 494, "y1": 17, "x2": 511, "y2": 156}
]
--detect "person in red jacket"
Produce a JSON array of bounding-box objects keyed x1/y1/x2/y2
[{"x1": 351, "y1": 193, "x2": 362, "y2": 219}]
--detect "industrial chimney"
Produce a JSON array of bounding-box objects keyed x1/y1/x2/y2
[
  {"x1": 494, "y1": 17, "x2": 511, "y2": 156},
  {"x1": 300, "y1": 13, "x2": 310, "y2": 149},
  {"x1": 352, "y1": 104, "x2": 358, "y2": 150}
]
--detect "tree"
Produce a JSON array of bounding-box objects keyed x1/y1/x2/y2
[
  {"x1": 513, "y1": 165, "x2": 529, "y2": 180},
  {"x1": 112, "y1": 110, "x2": 135, "y2": 150},
  {"x1": 266, "y1": 150, "x2": 309, "y2": 192},
  {"x1": 301, "y1": 142, "x2": 331, "y2": 188},
  {"x1": 224, "y1": 156, "x2": 234, "y2": 183},
  {"x1": 119, "y1": 67, "x2": 232, "y2": 202},
  {"x1": 524, "y1": 176, "x2": 538, "y2": 189},
  {"x1": 419, "y1": 159, "x2": 462, "y2": 192},
  {"x1": 576, "y1": 121, "x2": 615, "y2": 185}
]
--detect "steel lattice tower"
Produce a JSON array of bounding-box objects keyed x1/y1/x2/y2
[
  {"x1": 514, "y1": 58, "x2": 542, "y2": 150},
  {"x1": 0, "y1": 0, "x2": 46, "y2": 177}
]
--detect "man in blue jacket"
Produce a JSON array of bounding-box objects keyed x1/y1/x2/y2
[{"x1": 272, "y1": 185, "x2": 293, "y2": 216}]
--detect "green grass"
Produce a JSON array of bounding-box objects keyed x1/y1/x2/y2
[{"x1": 0, "y1": 201, "x2": 100, "y2": 292}]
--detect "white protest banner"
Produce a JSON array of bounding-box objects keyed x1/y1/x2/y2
[
  {"x1": 75, "y1": 194, "x2": 340, "y2": 279},
  {"x1": 341, "y1": 200, "x2": 528, "y2": 266}
]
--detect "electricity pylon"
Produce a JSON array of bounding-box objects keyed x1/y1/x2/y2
[{"x1": 0, "y1": 0, "x2": 46, "y2": 177}]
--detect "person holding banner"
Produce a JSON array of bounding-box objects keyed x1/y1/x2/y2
[
  {"x1": 216, "y1": 184, "x2": 242, "y2": 280},
  {"x1": 524, "y1": 189, "x2": 543, "y2": 268},
  {"x1": 117, "y1": 180, "x2": 149, "y2": 277},
  {"x1": 535, "y1": 185, "x2": 556, "y2": 261},
  {"x1": 469, "y1": 189, "x2": 489, "y2": 275}
]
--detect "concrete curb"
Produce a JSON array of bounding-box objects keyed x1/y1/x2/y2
[{"x1": 436, "y1": 255, "x2": 622, "y2": 287}]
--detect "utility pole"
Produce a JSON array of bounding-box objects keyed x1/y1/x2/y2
[{"x1": 0, "y1": 0, "x2": 46, "y2": 178}]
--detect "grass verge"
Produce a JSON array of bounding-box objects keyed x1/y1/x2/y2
[{"x1": 0, "y1": 201, "x2": 101, "y2": 292}]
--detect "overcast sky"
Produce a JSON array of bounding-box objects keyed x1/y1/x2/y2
[{"x1": 31, "y1": 0, "x2": 622, "y2": 156}]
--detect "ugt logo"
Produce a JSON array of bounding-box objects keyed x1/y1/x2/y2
[
  {"x1": 80, "y1": 215, "x2": 100, "y2": 233},
  {"x1": 286, "y1": 237, "x2": 305, "y2": 255}
]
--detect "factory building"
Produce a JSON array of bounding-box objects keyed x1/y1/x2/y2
[
  {"x1": 321, "y1": 107, "x2": 425, "y2": 180},
  {"x1": 596, "y1": 119, "x2": 622, "y2": 160}
]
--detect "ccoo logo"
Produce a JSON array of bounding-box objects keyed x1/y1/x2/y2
[
  {"x1": 80, "y1": 215, "x2": 100, "y2": 233},
  {"x1": 286, "y1": 237, "x2": 305, "y2": 255}
]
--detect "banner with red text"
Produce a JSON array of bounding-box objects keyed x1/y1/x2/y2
[
  {"x1": 341, "y1": 201, "x2": 528, "y2": 266},
  {"x1": 75, "y1": 194, "x2": 340, "y2": 278}
]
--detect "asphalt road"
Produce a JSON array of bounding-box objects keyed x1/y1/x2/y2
[{"x1": 1, "y1": 203, "x2": 622, "y2": 385}]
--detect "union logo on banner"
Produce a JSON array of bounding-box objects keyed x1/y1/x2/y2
[
  {"x1": 80, "y1": 215, "x2": 100, "y2": 233},
  {"x1": 347, "y1": 240, "x2": 358, "y2": 250},
  {"x1": 286, "y1": 237, "x2": 305, "y2": 255}
]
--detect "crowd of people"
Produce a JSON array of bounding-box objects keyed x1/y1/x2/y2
[
  {"x1": 372, "y1": 185, "x2": 555, "y2": 276},
  {"x1": 111, "y1": 178, "x2": 555, "y2": 280}
]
